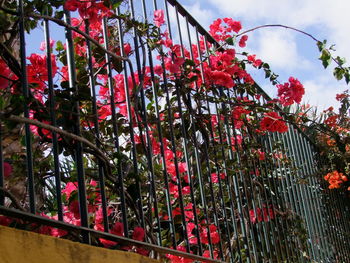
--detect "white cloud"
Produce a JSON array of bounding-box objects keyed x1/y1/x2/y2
[
  {"x1": 302, "y1": 79, "x2": 343, "y2": 110},
  {"x1": 251, "y1": 30, "x2": 311, "y2": 70},
  {"x1": 182, "y1": 1, "x2": 215, "y2": 29}
]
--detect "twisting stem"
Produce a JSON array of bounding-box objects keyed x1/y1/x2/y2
[
  {"x1": 236, "y1": 24, "x2": 320, "y2": 42},
  {"x1": 0, "y1": 113, "x2": 116, "y2": 182},
  {"x1": 237, "y1": 24, "x2": 347, "y2": 72},
  {"x1": 0, "y1": 186, "x2": 25, "y2": 211}
]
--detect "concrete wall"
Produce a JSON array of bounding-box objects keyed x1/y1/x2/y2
[{"x1": 0, "y1": 225, "x2": 160, "y2": 263}]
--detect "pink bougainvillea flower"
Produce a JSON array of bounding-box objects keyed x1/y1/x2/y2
[
  {"x1": 132, "y1": 226, "x2": 145, "y2": 241},
  {"x1": 3, "y1": 162, "x2": 13, "y2": 178},
  {"x1": 63, "y1": 0, "x2": 81, "y2": 11},
  {"x1": 166, "y1": 245, "x2": 193, "y2": 263},
  {"x1": 99, "y1": 222, "x2": 124, "y2": 248},
  {"x1": 0, "y1": 215, "x2": 12, "y2": 226},
  {"x1": 200, "y1": 224, "x2": 220, "y2": 244},
  {"x1": 324, "y1": 115, "x2": 338, "y2": 128},
  {"x1": 223, "y1": 17, "x2": 242, "y2": 33},
  {"x1": 203, "y1": 249, "x2": 219, "y2": 259},
  {"x1": 39, "y1": 38, "x2": 55, "y2": 51},
  {"x1": 0, "y1": 59, "x2": 16, "y2": 90},
  {"x1": 247, "y1": 54, "x2": 263, "y2": 68},
  {"x1": 238, "y1": 35, "x2": 248, "y2": 48},
  {"x1": 211, "y1": 173, "x2": 226, "y2": 183},
  {"x1": 277, "y1": 77, "x2": 305, "y2": 106},
  {"x1": 68, "y1": 200, "x2": 80, "y2": 219},
  {"x1": 250, "y1": 207, "x2": 275, "y2": 224},
  {"x1": 62, "y1": 182, "x2": 78, "y2": 199},
  {"x1": 209, "y1": 70, "x2": 234, "y2": 88},
  {"x1": 260, "y1": 111, "x2": 288, "y2": 133},
  {"x1": 154, "y1": 9, "x2": 165, "y2": 27},
  {"x1": 27, "y1": 53, "x2": 58, "y2": 90}
]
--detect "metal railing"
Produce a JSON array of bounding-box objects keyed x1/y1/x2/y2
[{"x1": 0, "y1": 0, "x2": 349, "y2": 262}]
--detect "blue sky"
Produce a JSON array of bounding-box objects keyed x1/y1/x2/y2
[{"x1": 177, "y1": 0, "x2": 350, "y2": 110}]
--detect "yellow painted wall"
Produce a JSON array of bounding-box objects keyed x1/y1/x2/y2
[{"x1": 0, "y1": 225, "x2": 161, "y2": 263}]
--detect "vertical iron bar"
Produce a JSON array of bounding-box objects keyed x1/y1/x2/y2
[
  {"x1": 299, "y1": 134, "x2": 327, "y2": 260},
  {"x1": 0, "y1": 123, "x2": 3, "y2": 206},
  {"x1": 217, "y1": 88, "x2": 253, "y2": 262},
  {"x1": 44, "y1": 15, "x2": 63, "y2": 221},
  {"x1": 159, "y1": 4, "x2": 204, "y2": 255},
  {"x1": 63, "y1": 10, "x2": 90, "y2": 244},
  {"x1": 196, "y1": 32, "x2": 237, "y2": 262},
  {"x1": 184, "y1": 16, "x2": 215, "y2": 258},
  {"x1": 84, "y1": 20, "x2": 109, "y2": 232},
  {"x1": 140, "y1": 0, "x2": 177, "y2": 249},
  {"x1": 17, "y1": 0, "x2": 35, "y2": 214},
  {"x1": 156, "y1": 0, "x2": 191, "y2": 252},
  {"x1": 285, "y1": 126, "x2": 315, "y2": 259},
  {"x1": 201, "y1": 36, "x2": 246, "y2": 262},
  {"x1": 129, "y1": 0, "x2": 162, "y2": 245},
  {"x1": 201, "y1": 39, "x2": 245, "y2": 262},
  {"x1": 116, "y1": 5, "x2": 145, "y2": 230},
  {"x1": 293, "y1": 129, "x2": 322, "y2": 261},
  {"x1": 270, "y1": 131, "x2": 299, "y2": 261},
  {"x1": 101, "y1": 17, "x2": 128, "y2": 236},
  {"x1": 228, "y1": 90, "x2": 271, "y2": 262}
]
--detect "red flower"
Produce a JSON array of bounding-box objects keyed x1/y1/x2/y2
[
  {"x1": 255, "y1": 149, "x2": 265, "y2": 161},
  {"x1": 63, "y1": 0, "x2": 80, "y2": 11},
  {"x1": 0, "y1": 59, "x2": 16, "y2": 90},
  {"x1": 260, "y1": 112, "x2": 288, "y2": 133},
  {"x1": 247, "y1": 54, "x2": 262, "y2": 68},
  {"x1": 200, "y1": 224, "x2": 220, "y2": 244},
  {"x1": 27, "y1": 53, "x2": 57, "y2": 90},
  {"x1": 3, "y1": 162, "x2": 13, "y2": 178},
  {"x1": 166, "y1": 246, "x2": 193, "y2": 263},
  {"x1": 223, "y1": 18, "x2": 242, "y2": 33},
  {"x1": 249, "y1": 207, "x2": 275, "y2": 224},
  {"x1": 0, "y1": 215, "x2": 12, "y2": 226},
  {"x1": 209, "y1": 70, "x2": 234, "y2": 88},
  {"x1": 132, "y1": 226, "x2": 145, "y2": 241},
  {"x1": 62, "y1": 182, "x2": 78, "y2": 199},
  {"x1": 40, "y1": 38, "x2": 55, "y2": 51},
  {"x1": 336, "y1": 92, "x2": 348, "y2": 101},
  {"x1": 277, "y1": 77, "x2": 305, "y2": 106},
  {"x1": 324, "y1": 115, "x2": 338, "y2": 128},
  {"x1": 203, "y1": 249, "x2": 219, "y2": 259},
  {"x1": 68, "y1": 200, "x2": 80, "y2": 219},
  {"x1": 211, "y1": 173, "x2": 226, "y2": 183},
  {"x1": 238, "y1": 35, "x2": 248, "y2": 47},
  {"x1": 99, "y1": 222, "x2": 124, "y2": 248},
  {"x1": 154, "y1": 10, "x2": 165, "y2": 27}
]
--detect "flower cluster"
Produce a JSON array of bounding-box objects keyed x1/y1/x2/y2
[
  {"x1": 249, "y1": 206, "x2": 275, "y2": 224},
  {"x1": 260, "y1": 112, "x2": 288, "y2": 133},
  {"x1": 277, "y1": 77, "x2": 305, "y2": 106},
  {"x1": 324, "y1": 171, "x2": 348, "y2": 189}
]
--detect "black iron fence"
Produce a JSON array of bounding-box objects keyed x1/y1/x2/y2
[{"x1": 0, "y1": 0, "x2": 349, "y2": 262}]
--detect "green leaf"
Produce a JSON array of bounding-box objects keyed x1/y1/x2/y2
[
  {"x1": 319, "y1": 49, "x2": 331, "y2": 68},
  {"x1": 335, "y1": 56, "x2": 346, "y2": 66},
  {"x1": 316, "y1": 39, "x2": 327, "y2": 52},
  {"x1": 56, "y1": 40, "x2": 64, "y2": 52},
  {"x1": 225, "y1": 36, "x2": 236, "y2": 46},
  {"x1": 111, "y1": 57, "x2": 123, "y2": 73},
  {"x1": 110, "y1": 0, "x2": 123, "y2": 9},
  {"x1": 316, "y1": 41, "x2": 324, "y2": 52},
  {"x1": 333, "y1": 67, "x2": 344, "y2": 81},
  {"x1": 344, "y1": 71, "x2": 350, "y2": 84}
]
